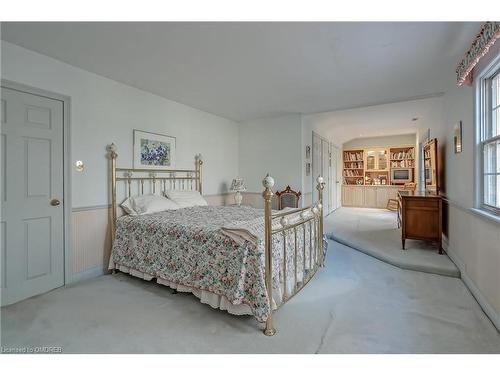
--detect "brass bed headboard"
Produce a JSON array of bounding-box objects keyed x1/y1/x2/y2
[{"x1": 108, "y1": 143, "x2": 203, "y2": 241}]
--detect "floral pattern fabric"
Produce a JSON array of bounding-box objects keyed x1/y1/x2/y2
[{"x1": 111, "y1": 205, "x2": 321, "y2": 322}]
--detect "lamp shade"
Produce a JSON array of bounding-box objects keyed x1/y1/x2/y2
[{"x1": 230, "y1": 177, "x2": 247, "y2": 192}]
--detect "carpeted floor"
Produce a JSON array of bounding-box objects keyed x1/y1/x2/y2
[
  {"x1": 1, "y1": 240, "x2": 499, "y2": 353},
  {"x1": 326, "y1": 207, "x2": 460, "y2": 277}
]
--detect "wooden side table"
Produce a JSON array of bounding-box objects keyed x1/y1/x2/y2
[{"x1": 398, "y1": 190, "x2": 443, "y2": 254}]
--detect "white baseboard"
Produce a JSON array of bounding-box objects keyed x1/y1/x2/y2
[
  {"x1": 444, "y1": 239, "x2": 500, "y2": 332},
  {"x1": 68, "y1": 266, "x2": 106, "y2": 285}
]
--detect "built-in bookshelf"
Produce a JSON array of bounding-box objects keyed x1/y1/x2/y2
[
  {"x1": 389, "y1": 146, "x2": 415, "y2": 185},
  {"x1": 343, "y1": 145, "x2": 415, "y2": 186},
  {"x1": 423, "y1": 139, "x2": 438, "y2": 191},
  {"x1": 343, "y1": 150, "x2": 364, "y2": 185},
  {"x1": 390, "y1": 147, "x2": 415, "y2": 168}
]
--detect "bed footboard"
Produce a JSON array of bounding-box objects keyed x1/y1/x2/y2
[{"x1": 262, "y1": 174, "x2": 326, "y2": 336}]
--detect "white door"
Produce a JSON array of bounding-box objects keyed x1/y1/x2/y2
[
  {"x1": 1, "y1": 87, "x2": 65, "y2": 306},
  {"x1": 312, "y1": 132, "x2": 331, "y2": 216},
  {"x1": 321, "y1": 139, "x2": 330, "y2": 214},
  {"x1": 312, "y1": 132, "x2": 321, "y2": 204},
  {"x1": 336, "y1": 147, "x2": 342, "y2": 208},
  {"x1": 330, "y1": 144, "x2": 341, "y2": 211}
]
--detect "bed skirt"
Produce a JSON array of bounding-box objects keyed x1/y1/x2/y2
[{"x1": 114, "y1": 263, "x2": 272, "y2": 317}]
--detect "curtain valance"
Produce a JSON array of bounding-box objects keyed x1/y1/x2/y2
[{"x1": 456, "y1": 22, "x2": 500, "y2": 86}]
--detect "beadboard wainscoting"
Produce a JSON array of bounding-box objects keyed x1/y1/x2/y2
[
  {"x1": 241, "y1": 192, "x2": 311, "y2": 209},
  {"x1": 241, "y1": 192, "x2": 279, "y2": 209},
  {"x1": 442, "y1": 201, "x2": 500, "y2": 331},
  {"x1": 70, "y1": 194, "x2": 231, "y2": 284},
  {"x1": 71, "y1": 206, "x2": 112, "y2": 283},
  {"x1": 204, "y1": 194, "x2": 232, "y2": 207},
  {"x1": 303, "y1": 192, "x2": 312, "y2": 207}
]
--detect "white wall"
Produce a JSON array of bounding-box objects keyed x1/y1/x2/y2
[
  {"x1": 343, "y1": 134, "x2": 417, "y2": 149},
  {"x1": 1, "y1": 41, "x2": 240, "y2": 208},
  {"x1": 439, "y1": 49, "x2": 500, "y2": 329},
  {"x1": 442, "y1": 80, "x2": 475, "y2": 207},
  {"x1": 239, "y1": 114, "x2": 302, "y2": 193}
]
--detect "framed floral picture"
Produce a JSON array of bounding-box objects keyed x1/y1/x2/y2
[{"x1": 133, "y1": 130, "x2": 176, "y2": 169}]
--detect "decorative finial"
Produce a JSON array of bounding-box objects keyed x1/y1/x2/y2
[
  {"x1": 280, "y1": 217, "x2": 289, "y2": 227},
  {"x1": 107, "y1": 143, "x2": 117, "y2": 159},
  {"x1": 195, "y1": 153, "x2": 203, "y2": 164},
  {"x1": 316, "y1": 175, "x2": 324, "y2": 184},
  {"x1": 262, "y1": 173, "x2": 275, "y2": 189}
]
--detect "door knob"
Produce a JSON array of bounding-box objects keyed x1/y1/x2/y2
[{"x1": 50, "y1": 199, "x2": 61, "y2": 206}]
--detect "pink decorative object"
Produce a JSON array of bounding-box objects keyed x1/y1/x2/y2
[{"x1": 456, "y1": 22, "x2": 500, "y2": 86}]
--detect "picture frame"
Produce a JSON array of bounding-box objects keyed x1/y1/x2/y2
[
  {"x1": 454, "y1": 121, "x2": 462, "y2": 153},
  {"x1": 305, "y1": 145, "x2": 311, "y2": 159},
  {"x1": 133, "y1": 130, "x2": 176, "y2": 169}
]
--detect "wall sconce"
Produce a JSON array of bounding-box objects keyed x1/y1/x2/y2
[{"x1": 75, "y1": 160, "x2": 85, "y2": 172}]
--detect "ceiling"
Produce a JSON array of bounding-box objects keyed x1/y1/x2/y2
[
  {"x1": 1, "y1": 22, "x2": 479, "y2": 122},
  {"x1": 303, "y1": 96, "x2": 444, "y2": 145}
]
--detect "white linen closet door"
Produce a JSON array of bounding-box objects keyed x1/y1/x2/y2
[
  {"x1": 312, "y1": 132, "x2": 322, "y2": 205},
  {"x1": 1, "y1": 87, "x2": 65, "y2": 306},
  {"x1": 321, "y1": 139, "x2": 330, "y2": 215}
]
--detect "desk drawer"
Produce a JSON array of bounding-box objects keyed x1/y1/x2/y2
[{"x1": 405, "y1": 199, "x2": 439, "y2": 210}]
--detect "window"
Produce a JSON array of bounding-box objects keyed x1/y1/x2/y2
[{"x1": 478, "y1": 63, "x2": 500, "y2": 215}]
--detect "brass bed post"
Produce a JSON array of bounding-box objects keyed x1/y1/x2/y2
[
  {"x1": 262, "y1": 174, "x2": 276, "y2": 336},
  {"x1": 316, "y1": 176, "x2": 326, "y2": 266},
  {"x1": 109, "y1": 143, "x2": 118, "y2": 243}
]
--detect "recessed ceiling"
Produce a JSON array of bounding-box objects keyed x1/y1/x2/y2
[
  {"x1": 1, "y1": 22, "x2": 479, "y2": 121},
  {"x1": 303, "y1": 96, "x2": 444, "y2": 145}
]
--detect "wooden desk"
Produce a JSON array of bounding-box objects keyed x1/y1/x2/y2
[{"x1": 398, "y1": 190, "x2": 443, "y2": 254}]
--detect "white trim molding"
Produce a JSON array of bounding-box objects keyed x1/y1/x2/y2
[
  {"x1": 442, "y1": 200, "x2": 500, "y2": 332},
  {"x1": 444, "y1": 240, "x2": 500, "y2": 332}
]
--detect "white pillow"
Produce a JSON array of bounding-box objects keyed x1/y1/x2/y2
[
  {"x1": 121, "y1": 194, "x2": 180, "y2": 216},
  {"x1": 164, "y1": 190, "x2": 208, "y2": 208}
]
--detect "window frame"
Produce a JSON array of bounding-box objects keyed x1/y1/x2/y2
[{"x1": 475, "y1": 53, "x2": 500, "y2": 216}]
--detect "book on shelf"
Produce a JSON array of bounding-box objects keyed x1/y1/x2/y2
[
  {"x1": 390, "y1": 148, "x2": 414, "y2": 160},
  {"x1": 344, "y1": 151, "x2": 363, "y2": 161},
  {"x1": 391, "y1": 160, "x2": 414, "y2": 168},
  {"x1": 343, "y1": 169, "x2": 362, "y2": 177},
  {"x1": 344, "y1": 161, "x2": 364, "y2": 169}
]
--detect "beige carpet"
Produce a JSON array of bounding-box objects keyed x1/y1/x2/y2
[
  {"x1": 326, "y1": 208, "x2": 460, "y2": 277},
  {"x1": 2, "y1": 240, "x2": 498, "y2": 353}
]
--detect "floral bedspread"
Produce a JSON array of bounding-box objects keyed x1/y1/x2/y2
[{"x1": 111, "y1": 205, "x2": 319, "y2": 322}]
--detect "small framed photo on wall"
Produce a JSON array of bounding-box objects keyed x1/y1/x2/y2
[
  {"x1": 133, "y1": 130, "x2": 176, "y2": 169},
  {"x1": 305, "y1": 145, "x2": 311, "y2": 159},
  {"x1": 454, "y1": 121, "x2": 462, "y2": 153}
]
